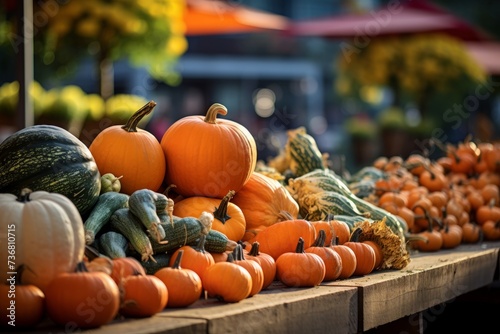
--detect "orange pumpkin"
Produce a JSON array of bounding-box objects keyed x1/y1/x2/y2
[
  {"x1": 232, "y1": 172, "x2": 299, "y2": 241},
  {"x1": 232, "y1": 245, "x2": 264, "y2": 297},
  {"x1": 155, "y1": 250, "x2": 203, "y2": 308},
  {"x1": 330, "y1": 239, "x2": 357, "y2": 280},
  {"x1": 173, "y1": 190, "x2": 246, "y2": 242},
  {"x1": 276, "y1": 237, "x2": 325, "y2": 287},
  {"x1": 305, "y1": 230, "x2": 342, "y2": 281},
  {"x1": 89, "y1": 101, "x2": 166, "y2": 195},
  {"x1": 119, "y1": 273, "x2": 168, "y2": 318},
  {"x1": 202, "y1": 259, "x2": 252, "y2": 303},
  {"x1": 246, "y1": 213, "x2": 317, "y2": 261},
  {"x1": 110, "y1": 257, "x2": 146, "y2": 285},
  {"x1": 0, "y1": 269, "x2": 45, "y2": 328},
  {"x1": 344, "y1": 229, "x2": 376, "y2": 276},
  {"x1": 160, "y1": 103, "x2": 257, "y2": 199},
  {"x1": 245, "y1": 242, "x2": 277, "y2": 289}
]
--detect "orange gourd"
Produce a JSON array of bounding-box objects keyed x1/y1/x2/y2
[
  {"x1": 0, "y1": 268, "x2": 45, "y2": 328},
  {"x1": 202, "y1": 256, "x2": 252, "y2": 303},
  {"x1": 89, "y1": 101, "x2": 166, "y2": 195},
  {"x1": 232, "y1": 245, "x2": 264, "y2": 297},
  {"x1": 462, "y1": 221, "x2": 482, "y2": 243},
  {"x1": 344, "y1": 229, "x2": 376, "y2": 276},
  {"x1": 44, "y1": 262, "x2": 120, "y2": 329},
  {"x1": 173, "y1": 190, "x2": 246, "y2": 242},
  {"x1": 168, "y1": 234, "x2": 215, "y2": 286},
  {"x1": 305, "y1": 230, "x2": 342, "y2": 281},
  {"x1": 232, "y1": 172, "x2": 299, "y2": 241},
  {"x1": 110, "y1": 257, "x2": 146, "y2": 285},
  {"x1": 154, "y1": 250, "x2": 203, "y2": 308},
  {"x1": 481, "y1": 220, "x2": 500, "y2": 240},
  {"x1": 160, "y1": 103, "x2": 257, "y2": 199},
  {"x1": 247, "y1": 212, "x2": 317, "y2": 261},
  {"x1": 245, "y1": 242, "x2": 277, "y2": 289},
  {"x1": 276, "y1": 237, "x2": 325, "y2": 287},
  {"x1": 330, "y1": 237, "x2": 357, "y2": 279},
  {"x1": 119, "y1": 272, "x2": 168, "y2": 318}
]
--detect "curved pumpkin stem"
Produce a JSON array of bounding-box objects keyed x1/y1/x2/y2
[
  {"x1": 204, "y1": 103, "x2": 228, "y2": 124},
  {"x1": 121, "y1": 101, "x2": 156, "y2": 132},
  {"x1": 295, "y1": 237, "x2": 305, "y2": 253},
  {"x1": 172, "y1": 250, "x2": 184, "y2": 269},
  {"x1": 213, "y1": 190, "x2": 235, "y2": 224}
]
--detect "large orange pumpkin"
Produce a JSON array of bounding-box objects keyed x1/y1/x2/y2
[
  {"x1": 160, "y1": 103, "x2": 257, "y2": 198},
  {"x1": 232, "y1": 172, "x2": 299, "y2": 241},
  {"x1": 89, "y1": 101, "x2": 166, "y2": 195}
]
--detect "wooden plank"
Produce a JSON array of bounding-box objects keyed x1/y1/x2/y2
[
  {"x1": 159, "y1": 283, "x2": 358, "y2": 334},
  {"x1": 327, "y1": 241, "x2": 500, "y2": 332},
  {"x1": 32, "y1": 316, "x2": 206, "y2": 334}
]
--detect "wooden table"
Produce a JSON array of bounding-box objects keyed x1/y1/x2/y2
[{"x1": 32, "y1": 241, "x2": 500, "y2": 334}]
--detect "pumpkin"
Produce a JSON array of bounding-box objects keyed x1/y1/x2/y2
[
  {"x1": 89, "y1": 101, "x2": 166, "y2": 195},
  {"x1": 276, "y1": 237, "x2": 325, "y2": 287},
  {"x1": 0, "y1": 267, "x2": 45, "y2": 328},
  {"x1": 44, "y1": 262, "x2": 120, "y2": 329},
  {"x1": 305, "y1": 230, "x2": 342, "y2": 281},
  {"x1": 154, "y1": 250, "x2": 203, "y2": 308},
  {"x1": 173, "y1": 190, "x2": 246, "y2": 242},
  {"x1": 311, "y1": 214, "x2": 351, "y2": 245},
  {"x1": 481, "y1": 220, "x2": 500, "y2": 240},
  {"x1": 119, "y1": 272, "x2": 168, "y2": 318},
  {"x1": 110, "y1": 257, "x2": 146, "y2": 285},
  {"x1": 461, "y1": 221, "x2": 481, "y2": 243},
  {"x1": 160, "y1": 103, "x2": 257, "y2": 199},
  {"x1": 231, "y1": 172, "x2": 299, "y2": 241},
  {"x1": 0, "y1": 189, "x2": 85, "y2": 293},
  {"x1": 330, "y1": 237, "x2": 357, "y2": 279},
  {"x1": 168, "y1": 234, "x2": 215, "y2": 286},
  {"x1": 439, "y1": 224, "x2": 463, "y2": 249},
  {"x1": 202, "y1": 255, "x2": 252, "y2": 303},
  {"x1": 245, "y1": 242, "x2": 277, "y2": 289},
  {"x1": 344, "y1": 229, "x2": 376, "y2": 276},
  {"x1": 232, "y1": 244, "x2": 264, "y2": 297},
  {"x1": 0, "y1": 124, "x2": 100, "y2": 217},
  {"x1": 247, "y1": 212, "x2": 317, "y2": 261}
]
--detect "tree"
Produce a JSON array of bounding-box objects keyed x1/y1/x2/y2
[{"x1": 34, "y1": 0, "x2": 188, "y2": 99}]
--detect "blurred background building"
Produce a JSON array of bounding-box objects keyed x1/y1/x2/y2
[{"x1": 1, "y1": 0, "x2": 499, "y2": 172}]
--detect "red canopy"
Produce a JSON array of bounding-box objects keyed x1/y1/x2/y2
[
  {"x1": 466, "y1": 42, "x2": 500, "y2": 75},
  {"x1": 289, "y1": 0, "x2": 492, "y2": 42},
  {"x1": 184, "y1": 0, "x2": 289, "y2": 36}
]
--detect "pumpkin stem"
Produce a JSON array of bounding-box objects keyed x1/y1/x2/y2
[
  {"x1": 204, "y1": 103, "x2": 228, "y2": 124},
  {"x1": 213, "y1": 190, "x2": 235, "y2": 224},
  {"x1": 84, "y1": 245, "x2": 101, "y2": 261},
  {"x1": 295, "y1": 237, "x2": 305, "y2": 253},
  {"x1": 121, "y1": 100, "x2": 156, "y2": 132},
  {"x1": 312, "y1": 229, "x2": 326, "y2": 247},
  {"x1": 248, "y1": 242, "x2": 261, "y2": 257},
  {"x1": 172, "y1": 250, "x2": 184, "y2": 269},
  {"x1": 76, "y1": 261, "x2": 90, "y2": 273},
  {"x1": 17, "y1": 188, "x2": 33, "y2": 202},
  {"x1": 349, "y1": 227, "x2": 363, "y2": 242}
]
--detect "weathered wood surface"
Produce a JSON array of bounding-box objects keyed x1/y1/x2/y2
[
  {"x1": 29, "y1": 241, "x2": 500, "y2": 334},
  {"x1": 327, "y1": 241, "x2": 500, "y2": 332}
]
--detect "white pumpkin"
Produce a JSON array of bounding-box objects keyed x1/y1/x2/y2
[{"x1": 0, "y1": 189, "x2": 85, "y2": 293}]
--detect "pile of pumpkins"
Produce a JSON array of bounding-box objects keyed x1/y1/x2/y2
[{"x1": 1, "y1": 100, "x2": 499, "y2": 330}]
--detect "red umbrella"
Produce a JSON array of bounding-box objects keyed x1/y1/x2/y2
[
  {"x1": 465, "y1": 42, "x2": 500, "y2": 75},
  {"x1": 184, "y1": 0, "x2": 289, "y2": 36},
  {"x1": 289, "y1": 0, "x2": 492, "y2": 42}
]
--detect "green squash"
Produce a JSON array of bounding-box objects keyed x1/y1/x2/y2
[{"x1": 0, "y1": 125, "x2": 101, "y2": 217}]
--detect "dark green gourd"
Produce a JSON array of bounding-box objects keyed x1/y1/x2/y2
[{"x1": 0, "y1": 125, "x2": 101, "y2": 217}]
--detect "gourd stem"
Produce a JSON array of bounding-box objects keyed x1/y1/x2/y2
[
  {"x1": 204, "y1": 103, "x2": 228, "y2": 124},
  {"x1": 17, "y1": 188, "x2": 33, "y2": 203},
  {"x1": 213, "y1": 190, "x2": 235, "y2": 224},
  {"x1": 121, "y1": 101, "x2": 156, "y2": 132},
  {"x1": 312, "y1": 229, "x2": 326, "y2": 247},
  {"x1": 295, "y1": 237, "x2": 305, "y2": 253},
  {"x1": 172, "y1": 250, "x2": 184, "y2": 269},
  {"x1": 248, "y1": 242, "x2": 261, "y2": 257},
  {"x1": 349, "y1": 227, "x2": 363, "y2": 242}
]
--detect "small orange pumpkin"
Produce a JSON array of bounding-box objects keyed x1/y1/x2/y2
[
  {"x1": 330, "y1": 237, "x2": 357, "y2": 280},
  {"x1": 232, "y1": 245, "x2": 264, "y2": 297},
  {"x1": 202, "y1": 256, "x2": 252, "y2": 303},
  {"x1": 154, "y1": 250, "x2": 203, "y2": 308},
  {"x1": 276, "y1": 237, "x2": 325, "y2": 287},
  {"x1": 161, "y1": 103, "x2": 257, "y2": 199},
  {"x1": 173, "y1": 190, "x2": 246, "y2": 242},
  {"x1": 44, "y1": 262, "x2": 120, "y2": 329},
  {"x1": 344, "y1": 229, "x2": 376, "y2": 276},
  {"x1": 305, "y1": 230, "x2": 342, "y2": 281},
  {"x1": 89, "y1": 101, "x2": 166, "y2": 195},
  {"x1": 247, "y1": 212, "x2": 317, "y2": 261},
  {"x1": 245, "y1": 241, "x2": 277, "y2": 289},
  {"x1": 119, "y1": 272, "x2": 168, "y2": 318}
]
